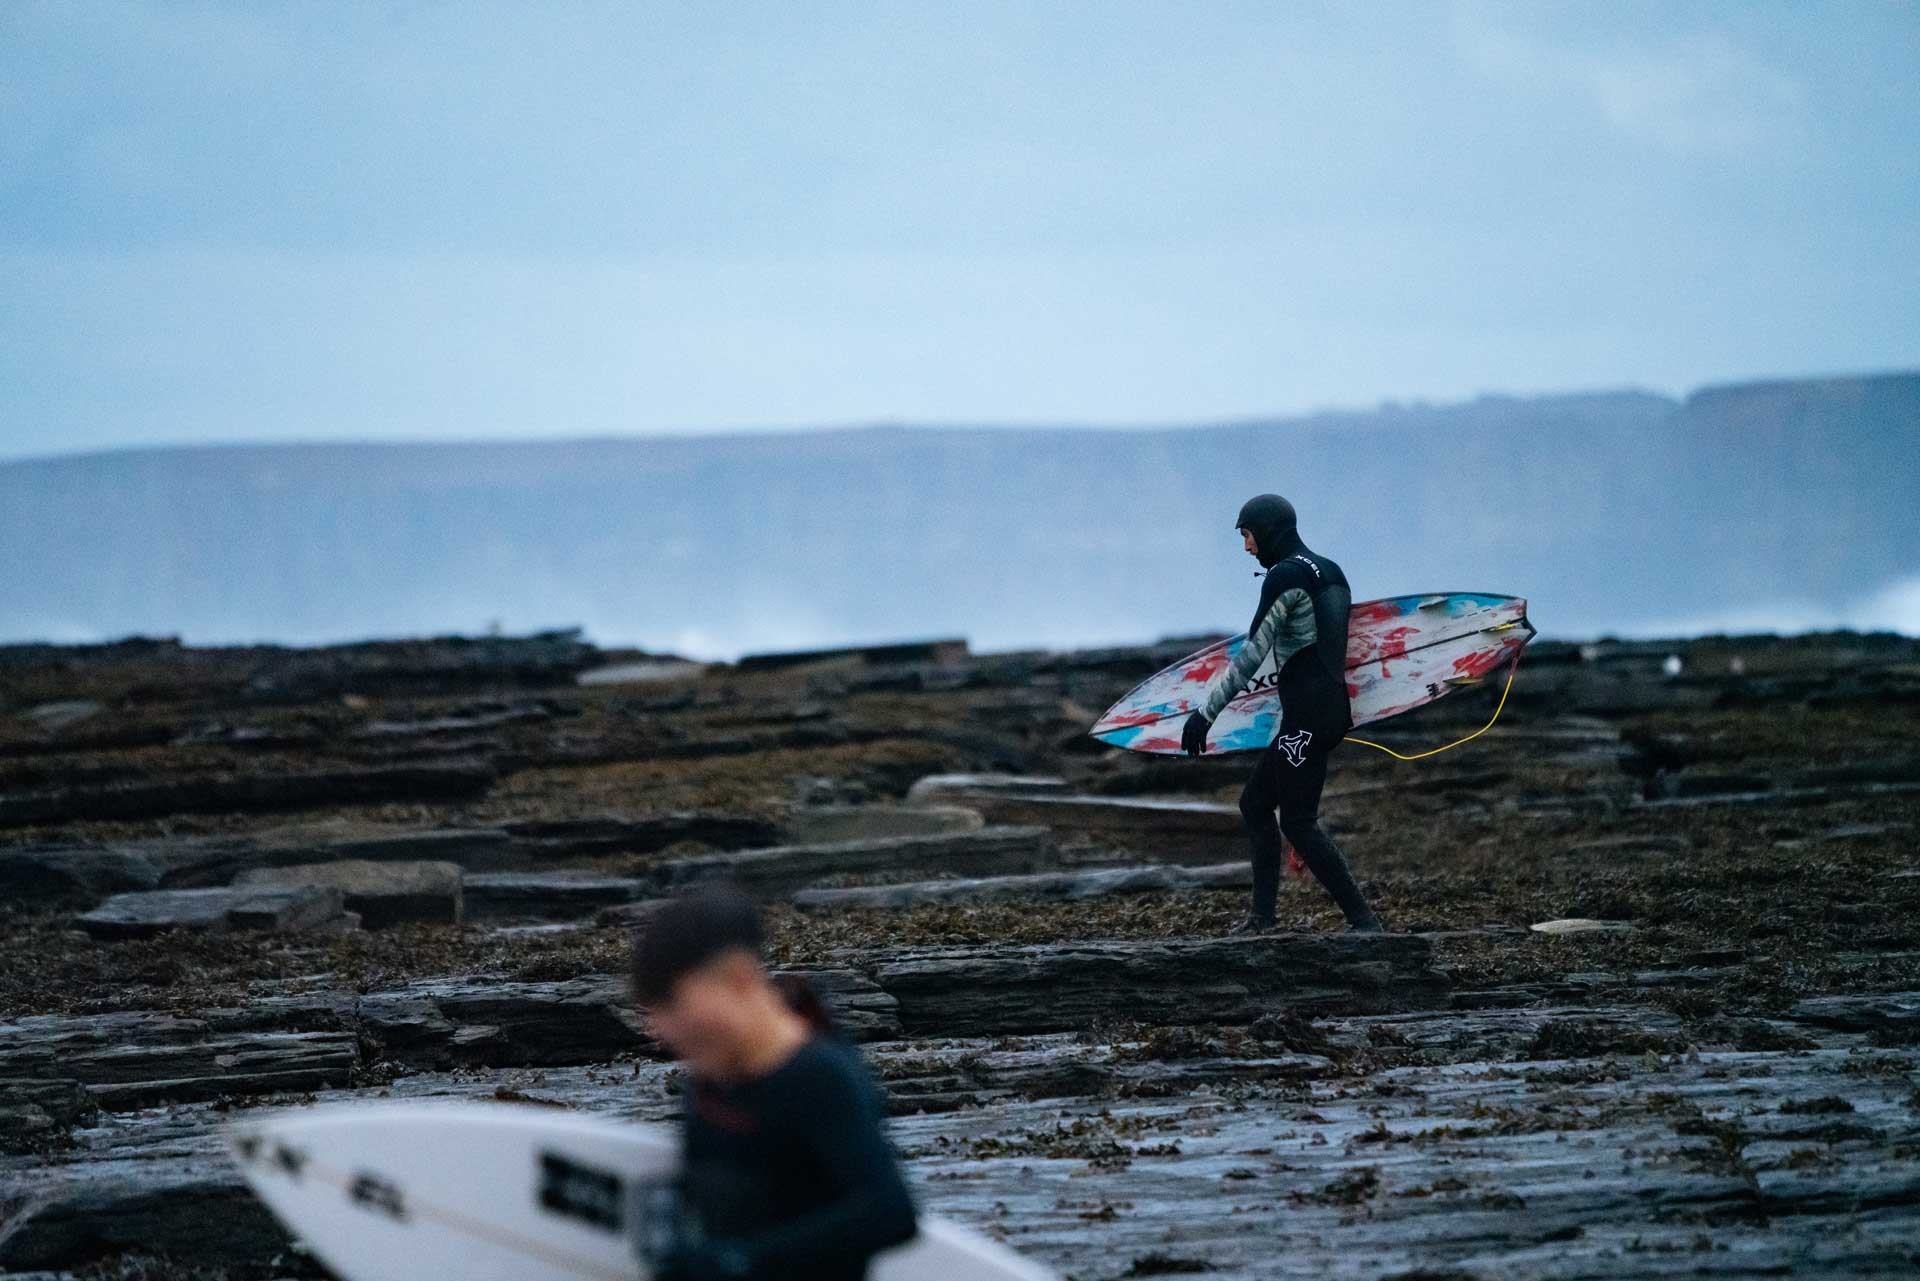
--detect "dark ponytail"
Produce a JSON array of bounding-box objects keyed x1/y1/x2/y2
[{"x1": 771, "y1": 972, "x2": 841, "y2": 1038}]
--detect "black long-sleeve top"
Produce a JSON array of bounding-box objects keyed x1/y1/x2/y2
[{"x1": 676, "y1": 1034, "x2": 918, "y2": 1281}]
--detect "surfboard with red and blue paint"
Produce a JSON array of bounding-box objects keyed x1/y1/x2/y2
[{"x1": 1089, "y1": 592, "x2": 1535, "y2": 755}]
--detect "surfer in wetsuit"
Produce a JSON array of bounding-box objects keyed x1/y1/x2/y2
[
  {"x1": 629, "y1": 885, "x2": 917, "y2": 1281},
  {"x1": 1180, "y1": 494, "x2": 1386, "y2": 935}
]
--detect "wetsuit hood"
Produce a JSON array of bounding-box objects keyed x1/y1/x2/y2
[{"x1": 1236, "y1": 493, "x2": 1303, "y2": 567}]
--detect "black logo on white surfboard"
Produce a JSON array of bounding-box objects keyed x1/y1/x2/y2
[
  {"x1": 538, "y1": 1151, "x2": 624, "y2": 1232},
  {"x1": 348, "y1": 1171, "x2": 408, "y2": 1221}
]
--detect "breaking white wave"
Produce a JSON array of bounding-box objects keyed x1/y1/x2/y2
[{"x1": 1592, "y1": 573, "x2": 1920, "y2": 641}]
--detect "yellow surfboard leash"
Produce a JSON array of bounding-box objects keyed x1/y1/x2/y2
[{"x1": 1346, "y1": 623, "x2": 1527, "y2": 762}]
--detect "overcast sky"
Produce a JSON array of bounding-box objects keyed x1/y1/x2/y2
[{"x1": 3, "y1": 0, "x2": 1916, "y2": 462}]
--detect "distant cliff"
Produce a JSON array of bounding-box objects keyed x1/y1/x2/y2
[{"x1": 3, "y1": 372, "x2": 1914, "y2": 655}]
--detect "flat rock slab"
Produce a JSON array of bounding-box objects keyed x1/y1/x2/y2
[
  {"x1": 905, "y1": 773, "x2": 1070, "y2": 804},
  {"x1": 500, "y1": 812, "x2": 784, "y2": 859},
  {"x1": 950, "y1": 792, "x2": 1245, "y2": 838},
  {"x1": 0, "y1": 979, "x2": 654, "y2": 1093},
  {"x1": 354, "y1": 702, "x2": 553, "y2": 738},
  {"x1": 356, "y1": 967, "x2": 899, "y2": 1068},
  {"x1": 13, "y1": 1018, "x2": 1917, "y2": 1278},
  {"x1": 1789, "y1": 992, "x2": 1920, "y2": 1040},
  {"x1": 0, "y1": 1167, "x2": 290, "y2": 1273},
  {"x1": 576, "y1": 659, "x2": 708, "y2": 685},
  {"x1": 867, "y1": 1035, "x2": 1332, "y2": 1114},
  {"x1": 236, "y1": 859, "x2": 463, "y2": 927},
  {"x1": 785, "y1": 804, "x2": 984, "y2": 844},
  {"x1": 907, "y1": 1045, "x2": 1920, "y2": 1281},
  {"x1": 0, "y1": 762, "x2": 495, "y2": 830},
  {"x1": 0, "y1": 969, "x2": 878, "y2": 1115},
  {"x1": 0, "y1": 846, "x2": 163, "y2": 909},
  {"x1": 355, "y1": 975, "x2": 655, "y2": 1068},
  {"x1": 858, "y1": 933, "x2": 1450, "y2": 1036},
  {"x1": 255, "y1": 823, "x2": 512, "y2": 866},
  {"x1": 2, "y1": 826, "x2": 515, "y2": 908},
  {"x1": 0, "y1": 1009, "x2": 358, "y2": 1110},
  {"x1": 1776, "y1": 820, "x2": 1913, "y2": 850},
  {"x1": 1636, "y1": 780, "x2": 1920, "y2": 811},
  {"x1": 463, "y1": 873, "x2": 649, "y2": 920},
  {"x1": 136, "y1": 822, "x2": 521, "y2": 888},
  {"x1": 76, "y1": 885, "x2": 350, "y2": 940},
  {"x1": 793, "y1": 862, "x2": 1248, "y2": 912},
  {"x1": 654, "y1": 825, "x2": 1059, "y2": 897},
  {"x1": 236, "y1": 628, "x2": 597, "y2": 701},
  {"x1": 737, "y1": 637, "x2": 969, "y2": 671},
  {"x1": 909, "y1": 768, "x2": 1242, "y2": 838}
]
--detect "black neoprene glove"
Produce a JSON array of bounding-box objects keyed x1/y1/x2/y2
[{"x1": 1181, "y1": 710, "x2": 1211, "y2": 756}]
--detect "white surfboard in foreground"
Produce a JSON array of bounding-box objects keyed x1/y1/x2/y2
[{"x1": 228, "y1": 1099, "x2": 1056, "y2": 1281}]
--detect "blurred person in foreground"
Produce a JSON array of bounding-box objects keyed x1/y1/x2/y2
[{"x1": 629, "y1": 884, "x2": 917, "y2": 1281}]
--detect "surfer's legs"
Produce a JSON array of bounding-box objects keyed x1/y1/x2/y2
[
  {"x1": 1272, "y1": 738, "x2": 1386, "y2": 933},
  {"x1": 1236, "y1": 751, "x2": 1287, "y2": 927},
  {"x1": 1284, "y1": 817, "x2": 1384, "y2": 932}
]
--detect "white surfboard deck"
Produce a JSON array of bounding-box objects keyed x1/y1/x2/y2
[{"x1": 228, "y1": 1100, "x2": 1055, "y2": 1281}]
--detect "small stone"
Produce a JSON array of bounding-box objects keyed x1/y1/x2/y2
[
  {"x1": 1530, "y1": 918, "x2": 1637, "y2": 935},
  {"x1": 20, "y1": 699, "x2": 103, "y2": 732}
]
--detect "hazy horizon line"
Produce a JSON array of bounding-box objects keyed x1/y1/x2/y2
[
  {"x1": 7, "y1": 605, "x2": 1917, "y2": 663},
  {"x1": 9, "y1": 365, "x2": 1914, "y2": 468}
]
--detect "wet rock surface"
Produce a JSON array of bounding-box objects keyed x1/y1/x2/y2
[
  {"x1": 462, "y1": 872, "x2": 648, "y2": 920},
  {"x1": 654, "y1": 826, "x2": 1064, "y2": 896},
  {"x1": 3, "y1": 1006, "x2": 1916, "y2": 1276},
  {"x1": 0, "y1": 763, "x2": 497, "y2": 830},
  {"x1": 792, "y1": 862, "x2": 1250, "y2": 911},
  {"x1": 868, "y1": 933, "x2": 1450, "y2": 1034},
  {"x1": 2, "y1": 628, "x2": 1919, "y2": 1277}
]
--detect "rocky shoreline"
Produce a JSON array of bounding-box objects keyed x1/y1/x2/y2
[{"x1": 2, "y1": 628, "x2": 1917, "y2": 1278}]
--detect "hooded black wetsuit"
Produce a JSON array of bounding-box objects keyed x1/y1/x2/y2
[{"x1": 1194, "y1": 495, "x2": 1382, "y2": 931}]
